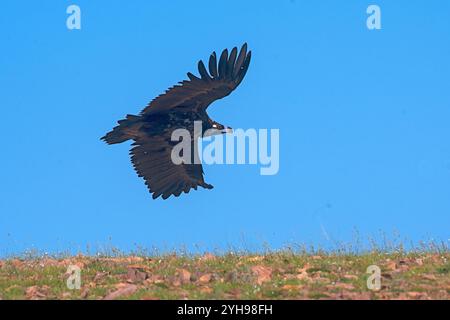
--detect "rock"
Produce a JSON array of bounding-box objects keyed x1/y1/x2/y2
[
  {"x1": 407, "y1": 292, "x2": 425, "y2": 299},
  {"x1": 144, "y1": 274, "x2": 164, "y2": 285},
  {"x1": 177, "y1": 269, "x2": 192, "y2": 284},
  {"x1": 251, "y1": 265, "x2": 272, "y2": 285},
  {"x1": 80, "y1": 288, "x2": 90, "y2": 299},
  {"x1": 200, "y1": 286, "x2": 213, "y2": 294},
  {"x1": 10, "y1": 259, "x2": 23, "y2": 268},
  {"x1": 199, "y1": 253, "x2": 216, "y2": 262},
  {"x1": 126, "y1": 256, "x2": 145, "y2": 263},
  {"x1": 93, "y1": 271, "x2": 109, "y2": 282},
  {"x1": 25, "y1": 285, "x2": 50, "y2": 300},
  {"x1": 171, "y1": 269, "x2": 192, "y2": 287},
  {"x1": 39, "y1": 258, "x2": 59, "y2": 267},
  {"x1": 386, "y1": 261, "x2": 397, "y2": 271},
  {"x1": 422, "y1": 274, "x2": 437, "y2": 281},
  {"x1": 62, "y1": 292, "x2": 71, "y2": 299},
  {"x1": 127, "y1": 266, "x2": 149, "y2": 283},
  {"x1": 296, "y1": 264, "x2": 312, "y2": 281},
  {"x1": 103, "y1": 284, "x2": 138, "y2": 300},
  {"x1": 198, "y1": 274, "x2": 212, "y2": 284}
]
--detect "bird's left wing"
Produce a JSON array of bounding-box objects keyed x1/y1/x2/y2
[
  {"x1": 140, "y1": 43, "x2": 251, "y2": 115},
  {"x1": 130, "y1": 135, "x2": 213, "y2": 199}
]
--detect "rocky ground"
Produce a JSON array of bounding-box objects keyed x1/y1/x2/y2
[{"x1": 0, "y1": 251, "x2": 448, "y2": 300}]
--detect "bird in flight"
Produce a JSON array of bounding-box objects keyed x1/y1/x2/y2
[{"x1": 101, "y1": 44, "x2": 252, "y2": 199}]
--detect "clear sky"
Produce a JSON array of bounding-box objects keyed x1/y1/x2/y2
[{"x1": 1, "y1": 0, "x2": 449, "y2": 256}]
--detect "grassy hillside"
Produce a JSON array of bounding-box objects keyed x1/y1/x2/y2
[{"x1": 0, "y1": 250, "x2": 449, "y2": 300}]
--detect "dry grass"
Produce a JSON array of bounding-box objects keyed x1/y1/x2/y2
[{"x1": 0, "y1": 247, "x2": 449, "y2": 300}]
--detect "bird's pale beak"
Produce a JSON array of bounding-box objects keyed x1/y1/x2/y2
[{"x1": 222, "y1": 127, "x2": 233, "y2": 134}]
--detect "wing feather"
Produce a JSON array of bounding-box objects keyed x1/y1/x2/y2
[
  {"x1": 130, "y1": 137, "x2": 213, "y2": 199},
  {"x1": 139, "y1": 43, "x2": 251, "y2": 114},
  {"x1": 227, "y1": 47, "x2": 238, "y2": 78},
  {"x1": 198, "y1": 61, "x2": 211, "y2": 81},
  {"x1": 218, "y1": 49, "x2": 228, "y2": 79},
  {"x1": 233, "y1": 43, "x2": 248, "y2": 78},
  {"x1": 208, "y1": 52, "x2": 218, "y2": 78}
]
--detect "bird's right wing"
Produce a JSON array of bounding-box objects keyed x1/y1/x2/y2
[
  {"x1": 139, "y1": 43, "x2": 251, "y2": 115},
  {"x1": 130, "y1": 136, "x2": 213, "y2": 200}
]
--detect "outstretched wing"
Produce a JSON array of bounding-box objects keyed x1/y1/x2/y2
[
  {"x1": 140, "y1": 43, "x2": 251, "y2": 115},
  {"x1": 130, "y1": 136, "x2": 213, "y2": 200}
]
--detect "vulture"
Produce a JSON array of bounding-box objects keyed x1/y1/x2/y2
[{"x1": 101, "y1": 44, "x2": 252, "y2": 199}]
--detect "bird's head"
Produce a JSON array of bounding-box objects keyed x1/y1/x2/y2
[{"x1": 204, "y1": 120, "x2": 233, "y2": 137}]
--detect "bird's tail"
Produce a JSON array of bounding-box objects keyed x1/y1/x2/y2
[{"x1": 101, "y1": 114, "x2": 142, "y2": 144}]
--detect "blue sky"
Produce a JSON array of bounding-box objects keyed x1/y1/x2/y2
[{"x1": 1, "y1": 0, "x2": 449, "y2": 255}]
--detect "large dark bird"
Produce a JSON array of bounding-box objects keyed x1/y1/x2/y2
[{"x1": 101, "y1": 44, "x2": 251, "y2": 199}]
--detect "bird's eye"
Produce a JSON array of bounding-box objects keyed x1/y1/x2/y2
[{"x1": 212, "y1": 124, "x2": 217, "y2": 128}]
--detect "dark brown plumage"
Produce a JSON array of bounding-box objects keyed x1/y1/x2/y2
[{"x1": 101, "y1": 44, "x2": 251, "y2": 199}]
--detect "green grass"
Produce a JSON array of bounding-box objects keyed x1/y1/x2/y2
[{"x1": 0, "y1": 248, "x2": 449, "y2": 300}]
